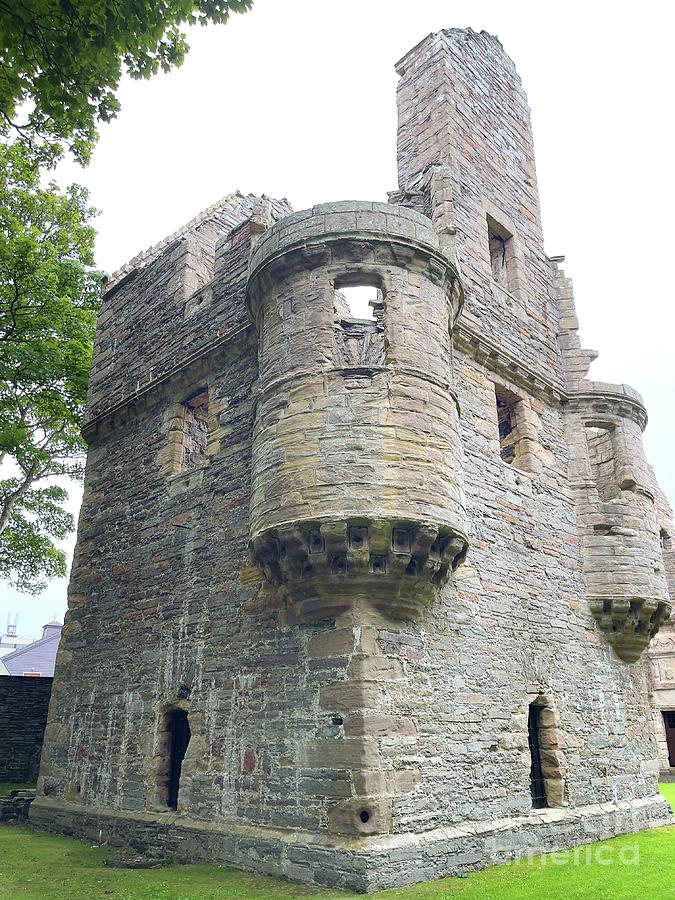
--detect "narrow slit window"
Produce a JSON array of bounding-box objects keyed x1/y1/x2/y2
[
  {"x1": 487, "y1": 215, "x2": 515, "y2": 292},
  {"x1": 162, "y1": 708, "x2": 191, "y2": 811},
  {"x1": 495, "y1": 385, "x2": 519, "y2": 465},
  {"x1": 182, "y1": 389, "x2": 209, "y2": 470},
  {"x1": 528, "y1": 704, "x2": 548, "y2": 809},
  {"x1": 663, "y1": 711, "x2": 675, "y2": 767}
]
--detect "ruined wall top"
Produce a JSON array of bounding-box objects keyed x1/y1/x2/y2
[
  {"x1": 85, "y1": 193, "x2": 290, "y2": 427},
  {"x1": 395, "y1": 28, "x2": 559, "y2": 383},
  {"x1": 104, "y1": 191, "x2": 289, "y2": 293},
  {"x1": 250, "y1": 201, "x2": 440, "y2": 279},
  {"x1": 395, "y1": 29, "x2": 536, "y2": 227}
]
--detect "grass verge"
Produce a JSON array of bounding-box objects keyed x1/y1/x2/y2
[
  {"x1": 0, "y1": 785, "x2": 673, "y2": 899},
  {"x1": 0, "y1": 782, "x2": 36, "y2": 796}
]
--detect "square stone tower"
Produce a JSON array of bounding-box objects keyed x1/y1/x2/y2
[{"x1": 33, "y1": 29, "x2": 674, "y2": 893}]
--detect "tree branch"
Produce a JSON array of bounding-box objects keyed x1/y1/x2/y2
[{"x1": 0, "y1": 462, "x2": 38, "y2": 533}]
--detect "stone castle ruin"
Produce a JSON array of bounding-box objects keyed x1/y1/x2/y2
[{"x1": 32, "y1": 29, "x2": 675, "y2": 892}]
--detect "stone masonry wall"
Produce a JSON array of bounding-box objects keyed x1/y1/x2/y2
[
  {"x1": 87, "y1": 194, "x2": 290, "y2": 422},
  {"x1": 32, "y1": 27, "x2": 673, "y2": 894},
  {"x1": 395, "y1": 30, "x2": 560, "y2": 382},
  {"x1": 648, "y1": 476, "x2": 675, "y2": 767},
  {"x1": 0, "y1": 676, "x2": 52, "y2": 781}
]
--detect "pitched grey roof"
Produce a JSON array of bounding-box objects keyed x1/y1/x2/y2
[{"x1": 2, "y1": 624, "x2": 62, "y2": 677}]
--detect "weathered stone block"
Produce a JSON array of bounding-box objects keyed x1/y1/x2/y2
[
  {"x1": 307, "y1": 628, "x2": 355, "y2": 659},
  {"x1": 301, "y1": 738, "x2": 380, "y2": 769},
  {"x1": 327, "y1": 796, "x2": 392, "y2": 835},
  {"x1": 319, "y1": 681, "x2": 382, "y2": 711},
  {"x1": 344, "y1": 713, "x2": 417, "y2": 738}
]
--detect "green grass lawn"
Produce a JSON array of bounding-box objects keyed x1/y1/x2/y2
[
  {"x1": 0, "y1": 786, "x2": 673, "y2": 899},
  {"x1": 659, "y1": 781, "x2": 675, "y2": 810},
  {"x1": 0, "y1": 782, "x2": 36, "y2": 796}
]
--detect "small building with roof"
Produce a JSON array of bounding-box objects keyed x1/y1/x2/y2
[{"x1": 1, "y1": 621, "x2": 62, "y2": 678}]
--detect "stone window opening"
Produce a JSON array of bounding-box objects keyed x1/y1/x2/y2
[
  {"x1": 181, "y1": 388, "x2": 209, "y2": 470},
  {"x1": 334, "y1": 279, "x2": 383, "y2": 323},
  {"x1": 487, "y1": 215, "x2": 517, "y2": 293},
  {"x1": 493, "y1": 385, "x2": 542, "y2": 474},
  {"x1": 584, "y1": 423, "x2": 622, "y2": 500},
  {"x1": 158, "y1": 707, "x2": 191, "y2": 811},
  {"x1": 660, "y1": 529, "x2": 672, "y2": 552},
  {"x1": 333, "y1": 275, "x2": 385, "y2": 367},
  {"x1": 496, "y1": 388, "x2": 517, "y2": 465},
  {"x1": 494, "y1": 384, "x2": 528, "y2": 466},
  {"x1": 527, "y1": 698, "x2": 567, "y2": 809},
  {"x1": 164, "y1": 387, "x2": 210, "y2": 477},
  {"x1": 528, "y1": 703, "x2": 548, "y2": 808}
]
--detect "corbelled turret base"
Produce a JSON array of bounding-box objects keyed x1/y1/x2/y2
[{"x1": 251, "y1": 517, "x2": 468, "y2": 621}]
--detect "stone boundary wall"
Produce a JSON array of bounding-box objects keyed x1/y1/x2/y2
[
  {"x1": 0, "y1": 790, "x2": 35, "y2": 822},
  {"x1": 0, "y1": 676, "x2": 52, "y2": 781}
]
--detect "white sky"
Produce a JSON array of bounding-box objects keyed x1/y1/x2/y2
[{"x1": 2, "y1": 0, "x2": 673, "y2": 638}]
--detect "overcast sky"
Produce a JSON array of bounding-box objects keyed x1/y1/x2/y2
[{"x1": 3, "y1": 0, "x2": 673, "y2": 638}]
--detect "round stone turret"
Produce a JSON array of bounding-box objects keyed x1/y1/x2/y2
[
  {"x1": 247, "y1": 201, "x2": 468, "y2": 620},
  {"x1": 569, "y1": 385, "x2": 672, "y2": 662}
]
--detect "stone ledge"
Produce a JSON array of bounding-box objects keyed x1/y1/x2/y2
[
  {"x1": 81, "y1": 324, "x2": 252, "y2": 441},
  {"x1": 0, "y1": 790, "x2": 35, "y2": 823},
  {"x1": 454, "y1": 323, "x2": 565, "y2": 404},
  {"x1": 254, "y1": 366, "x2": 460, "y2": 415},
  {"x1": 250, "y1": 200, "x2": 441, "y2": 277},
  {"x1": 568, "y1": 383, "x2": 648, "y2": 431}
]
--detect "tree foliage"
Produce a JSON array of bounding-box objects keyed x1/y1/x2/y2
[
  {"x1": 0, "y1": 0, "x2": 253, "y2": 161},
  {"x1": 0, "y1": 139, "x2": 101, "y2": 592}
]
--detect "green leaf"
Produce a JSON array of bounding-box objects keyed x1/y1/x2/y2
[
  {"x1": 0, "y1": 140, "x2": 101, "y2": 592},
  {"x1": 0, "y1": 0, "x2": 254, "y2": 163}
]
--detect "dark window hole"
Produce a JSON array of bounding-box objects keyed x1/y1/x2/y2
[
  {"x1": 164, "y1": 708, "x2": 191, "y2": 811},
  {"x1": 370, "y1": 555, "x2": 387, "y2": 575},
  {"x1": 393, "y1": 529, "x2": 410, "y2": 552},
  {"x1": 527, "y1": 704, "x2": 548, "y2": 809},
  {"x1": 331, "y1": 555, "x2": 347, "y2": 575},
  {"x1": 309, "y1": 532, "x2": 324, "y2": 553}
]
